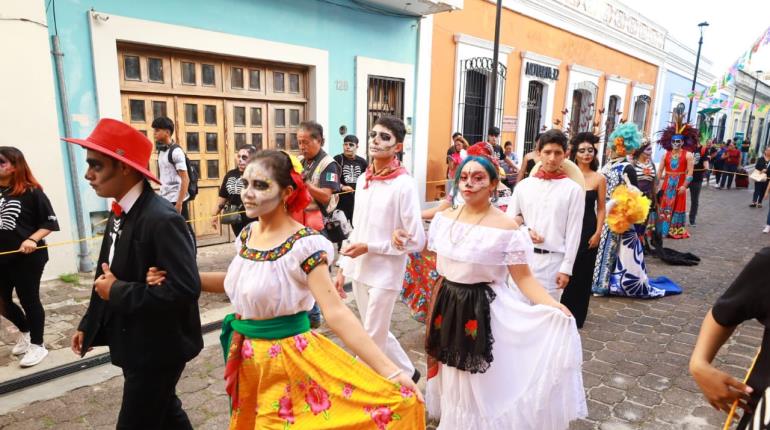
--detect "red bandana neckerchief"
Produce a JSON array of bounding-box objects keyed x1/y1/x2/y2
[
  {"x1": 111, "y1": 201, "x2": 123, "y2": 217},
  {"x1": 534, "y1": 169, "x2": 568, "y2": 180},
  {"x1": 364, "y1": 158, "x2": 407, "y2": 189}
]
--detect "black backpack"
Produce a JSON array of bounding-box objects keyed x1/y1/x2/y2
[{"x1": 166, "y1": 144, "x2": 199, "y2": 200}]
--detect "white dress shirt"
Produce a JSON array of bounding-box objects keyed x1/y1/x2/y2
[
  {"x1": 339, "y1": 173, "x2": 426, "y2": 290},
  {"x1": 506, "y1": 177, "x2": 585, "y2": 276},
  {"x1": 108, "y1": 181, "x2": 143, "y2": 265}
]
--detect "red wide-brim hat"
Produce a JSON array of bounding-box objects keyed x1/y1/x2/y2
[{"x1": 62, "y1": 118, "x2": 160, "y2": 184}]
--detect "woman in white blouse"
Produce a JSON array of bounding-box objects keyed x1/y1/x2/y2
[{"x1": 148, "y1": 150, "x2": 423, "y2": 429}]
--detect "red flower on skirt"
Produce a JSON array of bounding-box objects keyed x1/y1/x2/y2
[
  {"x1": 433, "y1": 314, "x2": 443, "y2": 330},
  {"x1": 305, "y1": 380, "x2": 331, "y2": 416},
  {"x1": 364, "y1": 405, "x2": 401, "y2": 430},
  {"x1": 464, "y1": 320, "x2": 478, "y2": 339}
]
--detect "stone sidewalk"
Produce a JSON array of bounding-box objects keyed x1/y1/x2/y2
[{"x1": 1, "y1": 181, "x2": 769, "y2": 429}]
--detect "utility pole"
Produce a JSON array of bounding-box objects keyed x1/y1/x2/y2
[
  {"x1": 687, "y1": 21, "x2": 709, "y2": 123},
  {"x1": 488, "y1": 0, "x2": 503, "y2": 135}
]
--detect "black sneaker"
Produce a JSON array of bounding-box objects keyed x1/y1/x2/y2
[{"x1": 411, "y1": 369, "x2": 421, "y2": 383}]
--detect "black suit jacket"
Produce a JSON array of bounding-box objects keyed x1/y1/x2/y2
[{"x1": 78, "y1": 182, "x2": 203, "y2": 369}]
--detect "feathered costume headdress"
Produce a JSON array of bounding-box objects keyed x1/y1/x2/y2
[
  {"x1": 657, "y1": 112, "x2": 699, "y2": 152},
  {"x1": 608, "y1": 123, "x2": 642, "y2": 157}
]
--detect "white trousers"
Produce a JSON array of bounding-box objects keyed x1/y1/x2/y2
[
  {"x1": 352, "y1": 281, "x2": 415, "y2": 374},
  {"x1": 530, "y1": 251, "x2": 565, "y2": 301}
]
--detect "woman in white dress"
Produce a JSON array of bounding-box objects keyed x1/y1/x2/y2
[{"x1": 412, "y1": 153, "x2": 586, "y2": 429}]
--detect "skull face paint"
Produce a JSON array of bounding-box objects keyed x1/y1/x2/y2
[
  {"x1": 457, "y1": 161, "x2": 492, "y2": 203},
  {"x1": 240, "y1": 162, "x2": 282, "y2": 218},
  {"x1": 368, "y1": 124, "x2": 399, "y2": 160},
  {"x1": 643, "y1": 145, "x2": 653, "y2": 156},
  {"x1": 672, "y1": 140, "x2": 684, "y2": 149}
]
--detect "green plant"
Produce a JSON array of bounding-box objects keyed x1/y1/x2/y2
[{"x1": 58, "y1": 273, "x2": 80, "y2": 284}]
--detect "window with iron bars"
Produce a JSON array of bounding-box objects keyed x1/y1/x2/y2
[
  {"x1": 367, "y1": 76, "x2": 405, "y2": 160},
  {"x1": 456, "y1": 57, "x2": 506, "y2": 145}
]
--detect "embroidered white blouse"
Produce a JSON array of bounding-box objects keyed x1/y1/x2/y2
[{"x1": 224, "y1": 225, "x2": 335, "y2": 320}]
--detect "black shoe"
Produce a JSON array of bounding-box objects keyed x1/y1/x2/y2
[
  {"x1": 750, "y1": 203, "x2": 757, "y2": 208},
  {"x1": 411, "y1": 369, "x2": 421, "y2": 383},
  {"x1": 690, "y1": 221, "x2": 696, "y2": 227},
  {"x1": 343, "y1": 282, "x2": 353, "y2": 293}
]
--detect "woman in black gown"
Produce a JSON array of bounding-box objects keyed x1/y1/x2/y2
[{"x1": 561, "y1": 132, "x2": 606, "y2": 328}]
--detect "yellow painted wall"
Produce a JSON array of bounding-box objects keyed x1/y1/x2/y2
[{"x1": 427, "y1": 0, "x2": 659, "y2": 199}]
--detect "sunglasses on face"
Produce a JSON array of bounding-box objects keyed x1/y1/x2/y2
[
  {"x1": 577, "y1": 148, "x2": 595, "y2": 154},
  {"x1": 368, "y1": 130, "x2": 393, "y2": 142}
]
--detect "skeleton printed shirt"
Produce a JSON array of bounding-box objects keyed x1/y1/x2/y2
[{"x1": 0, "y1": 186, "x2": 59, "y2": 258}]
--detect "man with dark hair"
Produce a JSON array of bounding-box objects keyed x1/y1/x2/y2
[
  {"x1": 487, "y1": 126, "x2": 505, "y2": 161},
  {"x1": 336, "y1": 115, "x2": 425, "y2": 384},
  {"x1": 66, "y1": 119, "x2": 202, "y2": 429},
  {"x1": 298, "y1": 120, "x2": 342, "y2": 328},
  {"x1": 152, "y1": 117, "x2": 195, "y2": 244},
  {"x1": 507, "y1": 129, "x2": 585, "y2": 300},
  {"x1": 334, "y1": 134, "x2": 368, "y2": 227}
]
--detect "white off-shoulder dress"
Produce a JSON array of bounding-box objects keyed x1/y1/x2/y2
[{"x1": 426, "y1": 211, "x2": 587, "y2": 430}]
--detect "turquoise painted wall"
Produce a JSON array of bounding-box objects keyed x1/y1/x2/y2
[{"x1": 45, "y1": 0, "x2": 419, "y2": 234}]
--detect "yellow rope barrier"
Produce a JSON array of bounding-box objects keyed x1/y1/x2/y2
[
  {"x1": 723, "y1": 349, "x2": 761, "y2": 430},
  {"x1": 0, "y1": 163, "x2": 763, "y2": 256}
]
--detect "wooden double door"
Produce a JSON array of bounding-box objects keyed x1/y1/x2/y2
[{"x1": 121, "y1": 93, "x2": 304, "y2": 244}]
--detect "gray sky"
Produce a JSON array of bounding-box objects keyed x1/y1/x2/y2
[{"x1": 629, "y1": 0, "x2": 769, "y2": 78}]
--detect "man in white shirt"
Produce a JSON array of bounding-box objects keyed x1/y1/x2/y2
[
  {"x1": 335, "y1": 115, "x2": 425, "y2": 383},
  {"x1": 506, "y1": 129, "x2": 584, "y2": 300},
  {"x1": 152, "y1": 117, "x2": 194, "y2": 243}
]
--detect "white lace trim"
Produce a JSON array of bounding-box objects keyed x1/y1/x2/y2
[{"x1": 428, "y1": 212, "x2": 534, "y2": 266}]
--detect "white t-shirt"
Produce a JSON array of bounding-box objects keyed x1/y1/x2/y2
[{"x1": 158, "y1": 145, "x2": 189, "y2": 203}]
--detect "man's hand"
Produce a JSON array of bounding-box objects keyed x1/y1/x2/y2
[
  {"x1": 18, "y1": 239, "x2": 37, "y2": 254},
  {"x1": 175, "y1": 202, "x2": 184, "y2": 214},
  {"x1": 528, "y1": 228, "x2": 544, "y2": 244},
  {"x1": 340, "y1": 243, "x2": 368, "y2": 258},
  {"x1": 146, "y1": 266, "x2": 167, "y2": 287},
  {"x1": 392, "y1": 229, "x2": 411, "y2": 251},
  {"x1": 94, "y1": 263, "x2": 117, "y2": 300},
  {"x1": 70, "y1": 330, "x2": 92, "y2": 356},
  {"x1": 691, "y1": 360, "x2": 753, "y2": 413},
  {"x1": 678, "y1": 186, "x2": 687, "y2": 194},
  {"x1": 556, "y1": 273, "x2": 570, "y2": 289},
  {"x1": 334, "y1": 270, "x2": 346, "y2": 299},
  {"x1": 341, "y1": 185, "x2": 354, "y2": 193},
  {"x1": 210, "y1": 215, "x2": 219, "y2": 230}
]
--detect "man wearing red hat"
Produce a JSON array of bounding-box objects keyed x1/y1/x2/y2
[{"x1": 66, "y1": 118, "x2": 202, "y2": 429}]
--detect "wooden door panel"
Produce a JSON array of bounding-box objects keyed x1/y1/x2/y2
[
  {"x1": 267, "y1": 103, "x2": 304, "y2": 155},
  {"x1": 174, "y1": 97, "x2": 227, "y2": 242},
  {"x1": 225, "y1": 100, "x2": 268, "y2": 152}
]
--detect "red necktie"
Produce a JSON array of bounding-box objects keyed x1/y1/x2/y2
[{"x1": 111, "y1": 201, "x2": 123, "y2": 217}]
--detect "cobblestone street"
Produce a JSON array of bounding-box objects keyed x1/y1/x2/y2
[{"x1": 1, "y1": 181, "x2": 768, "y2": 429}]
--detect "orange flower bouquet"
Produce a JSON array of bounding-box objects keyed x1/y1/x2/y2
[{"x1": 606, "y1": 185, "x2": 650, "y2": 234}]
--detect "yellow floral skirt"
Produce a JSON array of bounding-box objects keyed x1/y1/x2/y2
[{"x1": 229, "y1": 330, "x2": 425, "y2": 429}]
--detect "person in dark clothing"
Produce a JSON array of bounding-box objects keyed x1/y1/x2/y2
[
  {"x1": 751, "y1": 147, "x2": 770, "y2": 208},
  {"x1": 487, "y1": 126, "x2": 505, "y2": 161},
  {"x1": 333, "y1": 135, "x2": 368, "y2": 228},
  {"x1": 561, "y1": 133, "x2": 605, "y2": 328},
  {"x1": 714, "y1": 141, "x2": 728, "y2": 186},
  {"x1": 66, "y1": 119, "x2": 202, "y2": 430},
  {"x1": 212, "y1": 145, "x2": 257, "y2": 236},
  {"x1": 689, "y1": 143, "x2": 710, "y2": 226},
  {"x1": 691, "y1": 247, "x2": 770, "y2": 430},
  {"x1": 0, "y1": 147, "x2": 60, "y2": 368}
]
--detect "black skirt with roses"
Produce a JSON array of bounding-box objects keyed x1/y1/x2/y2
[{"x1": 426, "y1": 279, "x2": 496, "y2": 374}]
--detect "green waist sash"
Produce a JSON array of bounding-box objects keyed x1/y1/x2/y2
[{"x1": 219, "y1": 311, "x2": 310, "y2": 362}]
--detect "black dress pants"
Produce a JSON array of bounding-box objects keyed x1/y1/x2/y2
[
  {"x1": 117, "y1": 363, "x2": 192, "y2": 430},
  {"x1": 0, "y1": 250, "x2": 48, "y2": 345}
]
